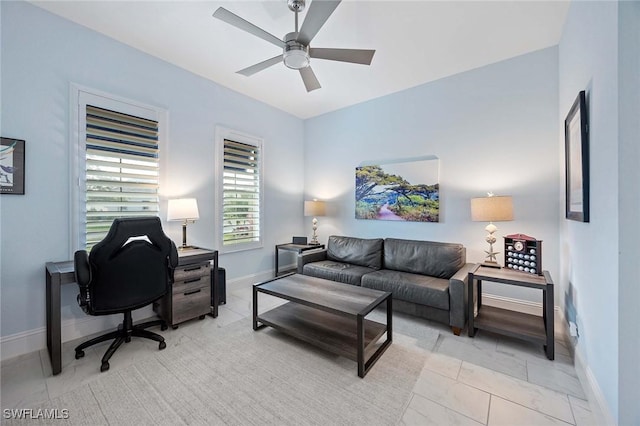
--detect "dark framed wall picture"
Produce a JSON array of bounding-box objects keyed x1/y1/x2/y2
[
  {"x1": 0, "y1": 137, "x2": 25, "y2": 195},
  {"x1": 564, "y1": 91, "x2": 589, "y2": 222}
]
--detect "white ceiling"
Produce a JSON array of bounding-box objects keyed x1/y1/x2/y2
[{"x1": 31, "y1": 1, "x2": 570, "y2": 119}]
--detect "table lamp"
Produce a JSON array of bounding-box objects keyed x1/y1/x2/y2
[
  {"x1": 470, "y1": 194, "x2": 513, "y2": 268},
  {"x1": 304, "y1": 199, "x2": 326, "y2": 245},
  {"x1": 167, "y1": 198, "x2": 200, "y2": 249}
]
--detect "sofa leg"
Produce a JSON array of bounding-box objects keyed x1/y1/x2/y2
[{"x1": 451, "y1": 326, "x2": 461, "y2": 336}]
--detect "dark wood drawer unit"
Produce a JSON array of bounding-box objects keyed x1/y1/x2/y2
[
  {"x1": 155, "y1": 247, "x2": 218, "y2": 328},
  {"x1": 172, "y1": 262, "x2": 211, "y2": 325}
]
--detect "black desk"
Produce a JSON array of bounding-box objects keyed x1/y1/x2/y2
[
  {"x1": 274, "y1": 243, "x2": 324, "y2": 276},
  {"x1": 45, "y1": 249, "x2": 219, "y2": 375}
]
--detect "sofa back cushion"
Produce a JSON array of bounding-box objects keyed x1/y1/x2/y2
[
  {"x1": 384, "y1": 238, "x2": 465, "y2": 279},
  {"x1": 327, "y1": 236, "x2": 384, "y2": 270}
]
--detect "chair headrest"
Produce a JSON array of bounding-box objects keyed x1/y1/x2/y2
[{"x1": 90, "y1": 217, "x2": 174, "y2": 263}]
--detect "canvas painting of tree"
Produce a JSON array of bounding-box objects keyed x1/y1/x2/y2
[{"x1": 355, "y1": 158, "x2": 439, "y2": 222}]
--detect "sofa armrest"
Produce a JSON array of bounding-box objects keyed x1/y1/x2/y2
[
  {"x1": 297, "y1": 249, "x2": 328, "y2": 274},
  {"x1": 448, "y1": 263, "x2": 477, "y2": 329}
]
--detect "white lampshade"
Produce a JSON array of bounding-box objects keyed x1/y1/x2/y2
[
  {"x1": 470, "y1": 196, "x2": 513, "y2": 222},
  {"x1": 167, "y1": 198, "x2": 200, "y2": 221},
  {"x1": 304, "y1": 200, "x2": 326, "y2": 217}
]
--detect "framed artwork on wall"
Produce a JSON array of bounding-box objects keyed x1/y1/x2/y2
[
  {"x1": 0, "y1": 137, "x2": 25, "y2": 195},
  {"x1": 564, "y1": 91, "x2": 589, "y2": 222},
  {"x1": 355, "y1": 155, "x2": 440, "y2": 222}
]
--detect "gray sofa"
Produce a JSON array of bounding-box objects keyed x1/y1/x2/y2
[{"x1": 297, "y1": 235, "x2": 475, "y2": 335}]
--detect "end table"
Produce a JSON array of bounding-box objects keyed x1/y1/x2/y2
[
  {"x1": 468, "y1": 264, "x2": 555, "y2": 360},
  {"x1": 275, "y1": 243, "x2": 324, "y2": 276}
]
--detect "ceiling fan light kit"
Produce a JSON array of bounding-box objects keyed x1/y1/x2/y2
[
  {"x1": 283, "y1": 32, "x2": 310, "y2": 70},
  {"x1": 213, "y1": 0, "x2": 375, "y2": 92}
]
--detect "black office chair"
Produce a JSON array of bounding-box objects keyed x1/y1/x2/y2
[{"x1": 73, "y1": 216, "x2": 178, "y2": 372}]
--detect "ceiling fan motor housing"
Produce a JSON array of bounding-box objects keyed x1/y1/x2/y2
[
  {"x1": 283, "y1": 32, "x2": 310, "y2": 69},
  {"x1": 287, "y1": 0, "x2": 306, "y2": 12}
]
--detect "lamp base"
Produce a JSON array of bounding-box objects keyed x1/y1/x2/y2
[{"x1": 310, "y1": 217, "x2": 319, "y2": 245}]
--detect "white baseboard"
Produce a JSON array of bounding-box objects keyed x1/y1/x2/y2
[
  {"x1": 1, "y1": 306, "x2": 156, "y2": 362},
  {"x1": 572, "y1": 341, "x2": 617, "y2": 425},
  {"x1": 226, "y1": 269, "x2": 276, "y2": 288},
  {"x1": 483, "y1": 294, "x2": 615, "y2": 425},
  {"x1": 0, "y1": 268, "x2": 278, "y2": 362},
  {"x1": 482, "y1": 293, "x2": 553, "y2": 316}
]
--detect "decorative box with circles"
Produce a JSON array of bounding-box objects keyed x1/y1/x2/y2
[{"x1": 504, "y1": 234, "x2": 542, "y2": 275}]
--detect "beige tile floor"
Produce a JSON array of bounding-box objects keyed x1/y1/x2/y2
[{"x1": 1, "y1": 280, "x2": 597, "y2": 425}]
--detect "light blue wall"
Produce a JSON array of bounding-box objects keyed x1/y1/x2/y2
[
  {"x1": 558, "y1": 0, "x2": 621, "y2": 422},
  {"x1": 304, "y1": 47, "x2": 560, "y2": 303},
  {"x1": 617, "y1": 2, "x2": 640, "y2": 424},
  {"x1": 0, "y1": 1, "x2": 305, "y2": 338}
]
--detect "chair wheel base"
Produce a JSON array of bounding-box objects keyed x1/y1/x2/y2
[
  {"x1": 172, "y1": 325, "x2": 179, "y2": 330},
  {"x1": 161, "y1": 323, "x2": 168, "y2": 331},
  {"x1": 75, "y1": 350, "x2": 85, "y2": 359},
  {"x1": 159, "y1": 341, "x2": 166, "y2": 350},
  {"x1": 100, "y1": 362, "x2": 109, "y2": 372}
]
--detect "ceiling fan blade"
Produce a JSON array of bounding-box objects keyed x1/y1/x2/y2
[
  {"x1": 297, "y1": 0, "x2": 341, "y2": 46},
  {"x1": 310, "y1": 48, "x2": 375, "y2": 65},
  {"x1": 299, "y1": 67, "x2": 321, "y2": 92},
  {"x1": 213, "y1": 7, "x2": 285, "y2": 49},
  {"x1": 237, "y1": 55, "x2": 283, "y2": 76}
]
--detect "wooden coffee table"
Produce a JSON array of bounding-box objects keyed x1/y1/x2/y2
[{"x1": 253, "y1": 273, "x2": 393, "y2": 378}]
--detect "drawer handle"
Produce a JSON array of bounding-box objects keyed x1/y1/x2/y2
[
  {"x1": 184, "y1": 289, "x2": 201, "y2": 296},
  {"x1": 184, "y1": 266, "x2": 202, "y2": 272},
  {"x1": 184, "y1": 278, "x2": 202, "y2": 284}
]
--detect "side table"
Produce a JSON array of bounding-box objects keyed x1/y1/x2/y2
[
  {"x1": 275, "y1": 243, "x2": 324, "y2": 276},
  {"x1": 468, "y1": 264, "x2": 555, "y2": 360}
]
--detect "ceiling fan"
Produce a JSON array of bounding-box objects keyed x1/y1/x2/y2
[{"x1": 213, "y1": 0, "x2": 375, "y2": 92}]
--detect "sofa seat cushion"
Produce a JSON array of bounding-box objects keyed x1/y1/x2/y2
[
  {"x1": 361, "y1": 270, "x2": 450, "y2": 310},
  {"x1": 302, "y1": 261, "x2": 375, "y2": 286}
]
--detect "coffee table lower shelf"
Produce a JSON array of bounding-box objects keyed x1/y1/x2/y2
[{"x1": 257, "y1": 302, "x2": 389, "y2": 372}]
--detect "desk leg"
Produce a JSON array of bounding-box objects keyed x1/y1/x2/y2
[
  {"x1": 467, "y1": 273, "x2": 475, "y2": 337},
  {"x1": 46, "y1": 269, "x2": 62, "y2": 375},
  {"x1": 212, "y1": 253, "x2": 219, "y2": 318},
  {"x1": 274, "y1": 246, "x2": 279, "y2": 277},
  {"x1": 544, "y1": 284, "x2": 555, "y2": 360}
]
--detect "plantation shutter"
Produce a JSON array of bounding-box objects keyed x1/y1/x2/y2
[
  {"x1": 222, "y1": 138, "x2": 261, "y2": 245},
  {"x1": 84, "y1": 105, "x2": 159, "y2": 249}
]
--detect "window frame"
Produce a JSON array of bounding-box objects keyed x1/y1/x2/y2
[
  {"x1": 70, "y1": 84, "x2": 168, "y2": 255},
  {"x1": 214, "y1": 126, "x2": 264, "y2": 254}
]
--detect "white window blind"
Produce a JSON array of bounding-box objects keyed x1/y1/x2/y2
[
  {"x1": 222, "y1": 138, "x2": 261, "y2": 246},
  {"x1": 84, "y1": 105, "x2": 159, "y2": 249}
]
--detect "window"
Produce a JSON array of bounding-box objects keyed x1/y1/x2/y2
[
  {"x1": 215, "y1": 127, "x2": 263, "y2": 253},
  {"x1": 71, "y1": 85, "x2": 166, "y2": 252}
]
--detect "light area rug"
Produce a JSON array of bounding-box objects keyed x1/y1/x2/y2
[{"x1": 7, "y1": 316, "x2": 439, "y2": 425}]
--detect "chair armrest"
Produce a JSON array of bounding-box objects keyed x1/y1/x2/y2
[
  {"x1": 74, "y1": 250, "x2": 91, "y2": 286},
  {"x1": 448, "y1": 263, "x2": 477, "y2": 329},
  {"x1": 297, "y1": 249, "x2": 328, "y2": 274},
  {"x1": 74, "y1": 250, "x2": 91, "y2": 313},
  {"x1": 168, "y1": 241, "x2": 178, "y2": 268}
]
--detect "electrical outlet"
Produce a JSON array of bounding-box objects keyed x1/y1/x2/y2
[{"x1": 569, "y1": 321, "x2": 579, "y2": 337}]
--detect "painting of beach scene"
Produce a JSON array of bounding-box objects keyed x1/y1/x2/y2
[{"x1": 355, "y1": 157, "x2": 439, "y2": 222}]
